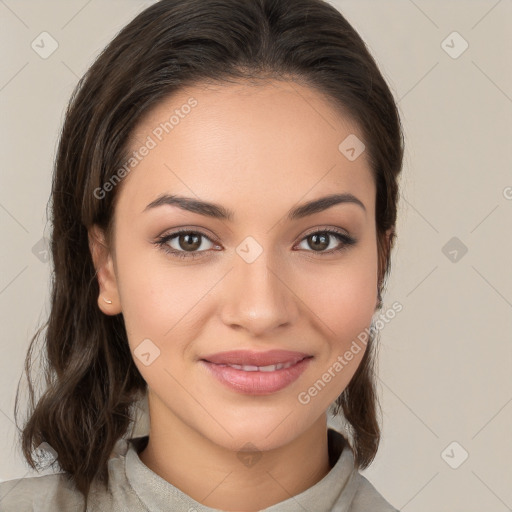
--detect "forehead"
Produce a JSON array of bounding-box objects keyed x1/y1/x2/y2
[{"x1": 116, "y1": 79, "x2": 375, "y2": 222}]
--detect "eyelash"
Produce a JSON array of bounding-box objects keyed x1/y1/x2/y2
[{"x1": 153, "y1": 227, "x2": 357, "y2": 260}]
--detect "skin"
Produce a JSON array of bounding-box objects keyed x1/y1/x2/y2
[{"x1": 89, "y1": 79, "x2": 389, "y2": 511}]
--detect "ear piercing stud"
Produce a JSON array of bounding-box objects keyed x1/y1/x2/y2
[{"x1": 103, "y1": 298, "x2": 113, "y2": 304}]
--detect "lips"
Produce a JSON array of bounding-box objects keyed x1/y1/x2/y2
[
  {"x1": 200, "y1": 349, "x2": 311, "y2": 367},
  {"x1": 199, "y1": 350, "x2": 313, "y2": 394}
]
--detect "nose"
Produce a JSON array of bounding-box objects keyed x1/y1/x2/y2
[{"x1": 219, "y1": 251, "x2": 298, "y2": 337}]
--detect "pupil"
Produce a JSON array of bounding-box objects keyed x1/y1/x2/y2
[
  {"x1": 310, "y1": 233, "x2": 328, "y2": 251},
  {"x1": 181, "y1": 233, "x2": 200, "y2": 251}
]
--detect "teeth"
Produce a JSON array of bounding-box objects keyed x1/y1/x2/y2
[
  {"x1": 259, "y1": 364, "x2": 282, "y2": 372},
  {"x1": 224, "y1": 361, "x2": 297, "y2": 371},
  {"x1": 230, "y1": 364, "x2": 259, "y2": 371}
]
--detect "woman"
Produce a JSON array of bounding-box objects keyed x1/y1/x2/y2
[{"x1": 1, "y1": 0, "x2": 403, "y2": 510}]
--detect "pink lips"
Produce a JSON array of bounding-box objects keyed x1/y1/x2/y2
[
  {"x1": 200, "y1": 350, "x2": 313, "y2": 395},
  {"x1": 202, "y1": 349, "x2": 310, "y2": 366}
]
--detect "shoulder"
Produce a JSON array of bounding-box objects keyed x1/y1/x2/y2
[
  {"x1": 0, "y1": 472, "x2": 85, "y2": 512},
  {"x1": 0, "y1": 437, "x2": 138, "y2": 512},
  {"x1": 350, "y1": 472, "x2": 400, "y2": 512},
  {"x1": 327, "y1": 427, "x2": 399, "y2": 511}
]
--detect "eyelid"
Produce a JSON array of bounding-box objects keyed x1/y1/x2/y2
[
  {"x1": 300, "y1": 225, "x2": 351, "y2": 239},
  {"x1": 157, "y1": 224, "x2": 351, "y2": 242},
  {"x1": 293, "y1": 226, "x2": 356, "y2": 254},
  {"x1": 156, "y1": 226, "x2": 220, "y2": 244},
  {"x1": 153, "y1": 225, "x2": 357, "y2": 260}
]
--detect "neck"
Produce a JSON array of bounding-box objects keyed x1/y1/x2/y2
[{"x1": 138, "y1": 394, "x2": 331, "y2": 511}]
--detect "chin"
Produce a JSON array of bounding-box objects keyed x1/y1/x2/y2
[{"x1": 202, "y1": 412, "x2": 313, "y2": 453}]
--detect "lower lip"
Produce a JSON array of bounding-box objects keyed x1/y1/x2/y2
[{"x1": 200, "y1": 357, "x2": 312, "y2": 395}]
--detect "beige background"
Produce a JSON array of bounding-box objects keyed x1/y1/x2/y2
[{"x1": 1, "y1": 1, "x2": 511, "y2": 511}]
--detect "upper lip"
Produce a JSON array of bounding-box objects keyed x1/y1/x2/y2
[{"x1": 201, "y1": 350, "x2": 312, "y2": 366}]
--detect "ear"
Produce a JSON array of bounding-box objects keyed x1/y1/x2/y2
[{"x1": 88, "y1": 224, "x2": 122, "y2": 315}]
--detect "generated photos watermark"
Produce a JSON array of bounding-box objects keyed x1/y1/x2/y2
[
  {"x1": 93, "y1": 97, "x2": 198, "y2": 200},
  {"x1": 297, "y1": 300, "x2": 403, "y2": 405}
]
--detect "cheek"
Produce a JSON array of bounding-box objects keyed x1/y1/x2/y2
[
  {"x1": 114, "y1": 242, "x2": 217, "y2": 353},
  {"x1": 118, "y1": 269, "x2": 188, "y2": 338},
  {"x1": 115, "y1": 255, "x2": 208, "y2": 392},
  {"x1": 298, "y1": 249, "x2": 377, "y2": 396},
  {"x1": 300, "y1": 252, "x2": 378, "y2": 343},
  {"x1": 115, "y1": 228, "x2": 377, "y2": 370},
  {"x1": 290, "y1": 255, "x2": 378, "y2": 413}
]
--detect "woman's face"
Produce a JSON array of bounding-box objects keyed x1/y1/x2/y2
[{"x1": 91, "y1": 80, "x2": 380, "y2": 452}]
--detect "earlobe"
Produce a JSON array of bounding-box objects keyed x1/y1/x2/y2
[{"x1": 88, "y1": 224, "x2": 122, "y2": 315}]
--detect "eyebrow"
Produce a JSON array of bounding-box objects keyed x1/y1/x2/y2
[{"x1": 143, "y1": 192, "x2": 366, "y2": 221}]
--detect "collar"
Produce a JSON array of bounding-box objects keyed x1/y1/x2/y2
[{"x1": 123, "y1": 427, "x2": 358, "y2": 511}]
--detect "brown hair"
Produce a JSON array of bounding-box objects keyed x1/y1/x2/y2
[{"x1": 14, "y1": 0, "x2": 403, "y2": 507}]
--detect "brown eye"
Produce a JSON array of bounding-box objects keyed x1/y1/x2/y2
[
  {"x1": 307, "y1": 232, "x2": 330, "y2": 251},
  {"x1": 177, "y1": 232, "x2": 202, "y2": 252},
  {"x1": 296, "y1": 229, "x2": 356, "y2": 254},
  {"x1": 155, "y1": 229, "x2": 218, "y2": 260}
]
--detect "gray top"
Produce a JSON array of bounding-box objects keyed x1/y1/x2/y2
[{"x1": 0, "y1": 428, "x2": 399, "y2": 511}]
